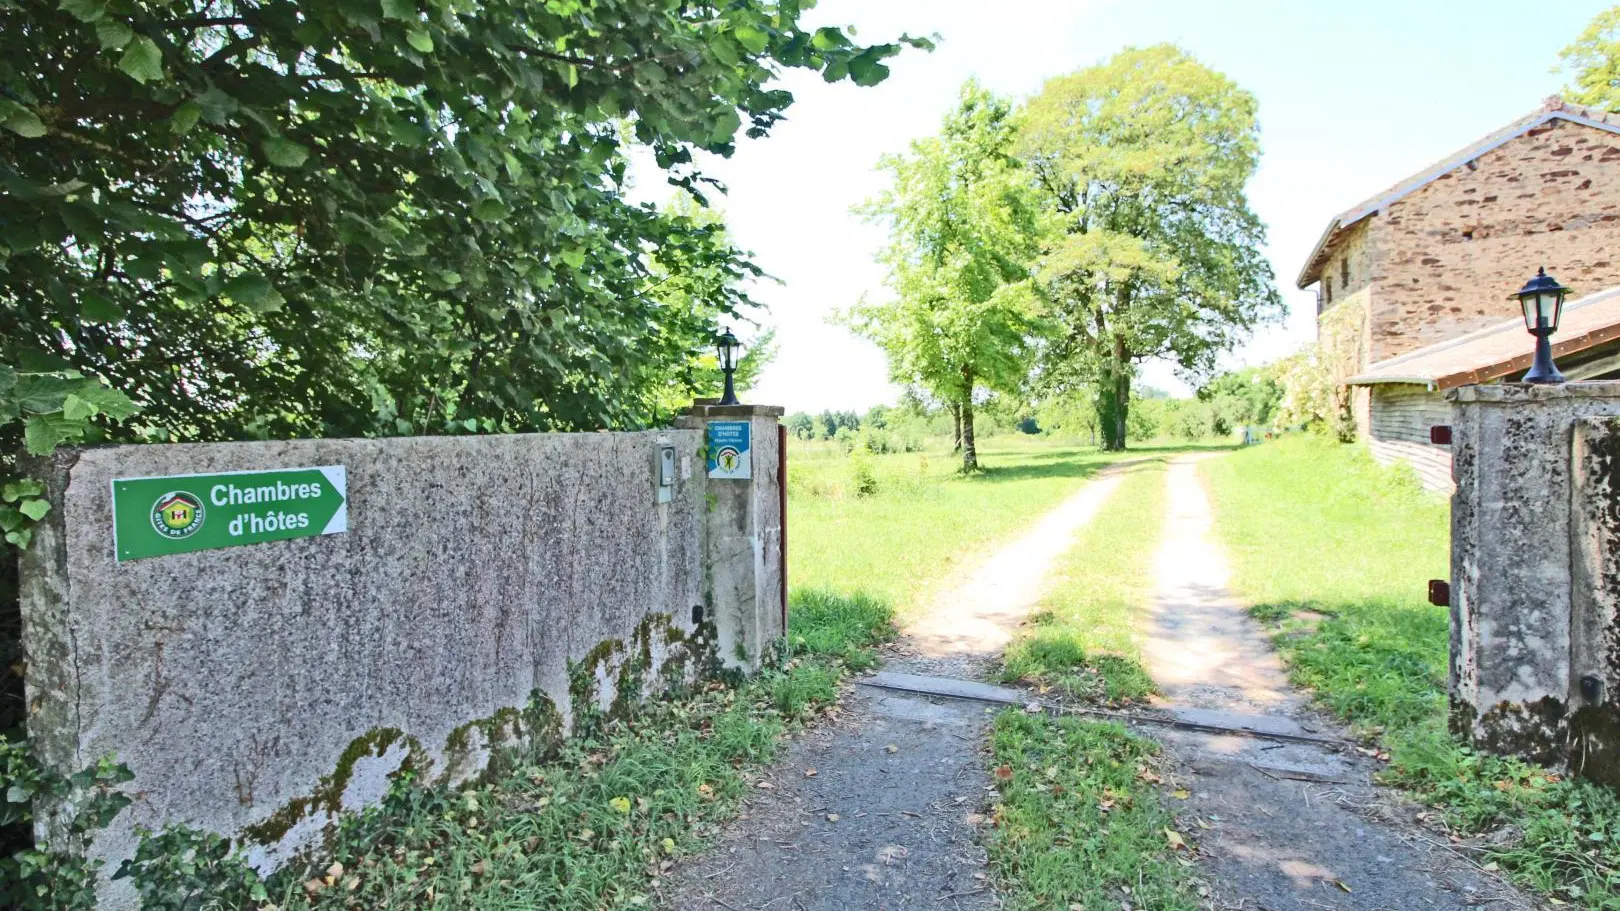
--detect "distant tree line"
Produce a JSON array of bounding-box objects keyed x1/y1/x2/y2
[{"x1": 785, "y1": 396, "x2": 1041, "y2": 453}]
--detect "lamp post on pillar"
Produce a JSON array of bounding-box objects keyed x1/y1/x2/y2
[
  {"x1": 716, "y1": 326, "x2": 741, "y2": 406},
  {"x1": 1514, "y1": 267, "x2": 1571, "y2": 385},
  {"x1": 676, "y1": 326, "x2": 783, "y2": 673}
]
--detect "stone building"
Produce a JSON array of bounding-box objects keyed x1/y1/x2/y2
[
  {"x1": 1298, "y1": 97, "x2": 1620, "y2": 489},
  {"x1": 1345, "y1": 287, "x2": 1620, "y2": 491}
]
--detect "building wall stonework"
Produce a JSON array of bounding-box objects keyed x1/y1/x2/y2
[
  {"x1": 1315, "y1": 219, "x2": 1375, "y2": 316},
  {"x1": 1369, "y1": 118, "x2": 1620, "y2": 362}
]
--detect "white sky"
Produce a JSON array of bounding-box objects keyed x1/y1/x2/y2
[{"x1": 667, "y1": 0, "x2": 1603, "y2": 411}]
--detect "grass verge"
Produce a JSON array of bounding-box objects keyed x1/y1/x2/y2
[
  {"x1": 999, "y1": 460, "x2": 1167, "y2": 704},
  {"x1": 988, "y1": 711, "x2": 1201, "y2": 911},
  {"x1": 788, "y1": 438, "x2": 1127, "y2": 623},
  {"x1": 1203, "y1": 435, "x2": 1620, "y2": 908},
  {"x1": 786, "y1": 589, "x2": 895, "y2": 672}
]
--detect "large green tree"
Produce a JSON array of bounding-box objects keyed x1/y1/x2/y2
[
  {"x1": 1018, "y1": 45, "x2": 1279, "y2": 450},
  {"x1": 0, "y1": 0, "x2": 929, "y2": 450},
  {"x1": 846, "y1": 81, "x2": 1045, "y2": 471},
  {"x1": 1561, "y1": 6, "x2": 1620, "y2": 110}
]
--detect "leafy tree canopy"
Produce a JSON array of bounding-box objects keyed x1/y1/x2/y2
[
  {"x1": 1, "y1": 0, "x2": 930, "y2": 453},
  {"x1": 846, "y1": 80, "x2": 1046, "y2": 470},
  {"x1": 1560, "y1": 6, "x2": 1620, "y2": 110},
  {"x1": 1018, "y1": 45, "x2": 1280, "y2": 450},
  {"x1": 1197, "y1": 366, "x2": 1281, "y2": 430}
]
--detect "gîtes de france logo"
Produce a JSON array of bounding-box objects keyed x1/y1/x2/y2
[{"x1": 150, "y1": 491, "x2": 205, "y2": 539}]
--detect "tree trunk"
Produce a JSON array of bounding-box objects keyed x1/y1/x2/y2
[
  {"x1": 959, "y1": 366, "x2": 979, "y2": 471},
  {"x1": 961, "y1": 397, "x2": 979, "y2": 471},
  {"x1": 952, "y1": 403, "x2": 963, "y2": 453},
  {"x1": 1096, "y1": 337, "x2": 1131, "y2": 451}
]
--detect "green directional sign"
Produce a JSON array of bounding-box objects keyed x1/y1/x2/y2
[{"x1": 112, "y1": 466, "x2": 347, "y2": 562}]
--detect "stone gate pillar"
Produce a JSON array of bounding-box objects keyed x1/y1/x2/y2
[
  {"x1": 676, "y1": 404, "x2": 785, "y2": 672},
  {"x1": 1449, "y1": 382, "x2": 1620, "y2": 777},
  {"x1": 1570, "y1": 415, "x2": 1620, "y2": 783}
]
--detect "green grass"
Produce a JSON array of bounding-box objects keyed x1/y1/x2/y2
[
  {"x1": 988, "y1": 711, "x2": 1201, "y2": 911},
  {"x1": 787, "y1": 436, "x2": 1130, "y2": 627},
  {"x1": 1203, "y1": 435, "x2": 1449, "y2": 734},
  {"x1": 786, "y1": 589, "x2": 894, "y2": 671},
  {"x1": 1204, "y1": 435, "x2": 1620, "y2": 908},
  {"x1": 1000, "y1": 460, "x2": 1167, "y2": 704}
]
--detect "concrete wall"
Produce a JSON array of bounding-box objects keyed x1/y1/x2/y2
[
  {"x1": 1448, "y1": 382, "x2": 1620, "y2": 772},
  {"x1": 1370, "y1": 119, "x2": 1620, "y2": 363},
  {"x1": 1367, "y1": 384, "x2": 1454, "y2": 494},
  {"x1": 19, "y1": 413, "x2": 784, "y2": 904}
]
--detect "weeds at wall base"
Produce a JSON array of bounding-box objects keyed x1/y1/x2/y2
[
  {"x1": 0, "y1": 746, "x2": 132, "y2": 911},
  {"x1": 6, "y1": 597, "x2": 887, "y2": 911}
]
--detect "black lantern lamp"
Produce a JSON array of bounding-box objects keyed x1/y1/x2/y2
[
  {"x1": 1512, "y1": 267, "x2": 1571, "y2": 385},
  {"x1": 716, "y1": 326, "x2": 741, "y2": 406}
]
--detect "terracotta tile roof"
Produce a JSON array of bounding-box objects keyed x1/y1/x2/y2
[
  {"x1": 1296, "y1": 97, "x2": 1620, "y2": 289},
  {"x1": 1346, "y1": 285, "x2": 1620, "y2": 389}
]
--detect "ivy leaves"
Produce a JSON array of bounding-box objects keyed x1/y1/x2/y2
[{"x1": 0, "y1": 743, "x2": 134, "y2": 911}]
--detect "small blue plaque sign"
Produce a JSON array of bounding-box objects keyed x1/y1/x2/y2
[{"x1": 706, "y1": 421, "x2": 752, "y2": 480}]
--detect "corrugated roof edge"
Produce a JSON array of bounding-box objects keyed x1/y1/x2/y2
[{"x1": 1344, "y1": 284, "x2": 1620, "y2": 386}]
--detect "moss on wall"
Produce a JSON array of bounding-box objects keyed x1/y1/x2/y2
[
  {"x1": 242, "y1": 727, "x2": 423, "y2": 844},
  {"x1": 1460, "y1": 696, "x2": 1569, "y2": 768},
  {"x1": 566, "y1": 612, "x2": 722, "y2": 736},
  {"x1": 1570, "y1": 703, "x2": 1620, "y2": 787},
  {"x1": 443, "y1": 690, "x2": 566, "y2": 783},
  {"x1": 241, "y1": 612, "x2": 722, "y2": 858}
]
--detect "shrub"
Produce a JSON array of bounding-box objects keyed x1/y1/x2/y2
[{"x1": 848, "y1": 448, "x2": 879, "y2": 498}]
